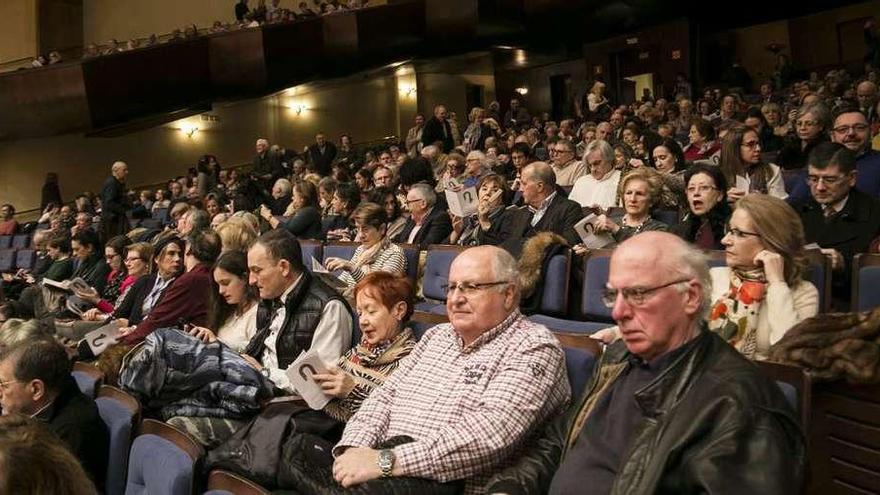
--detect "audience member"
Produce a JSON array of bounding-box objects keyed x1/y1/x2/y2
[
  {"x1": 487, "y1": 232, "x2": 804, "y2": 494},
  {"x1": 508, "y1": 161, "x2": 583, "y2": 254},
  {"x1": 71, "y1": 230, "x2": 111, "y2": 294},
  {"x1": 683, "y1": 119, "x2": 720, "y2": 162},
  {"x1": 504, "y1": 97, "x2": 531, "y2": 131},
  {"x1": 719, "y1": 125, "x2": 787, "y2": 201},
  {"x1": 0, "y1": 339, "x2": 109, "y2": 486},
  {"x1": 100, "y1": 161, "x2": 130, "y2": 242},
  {"x1": 569, "y1": 139, "x2": 622, "y2": 209},
  {"x1": 549, "y1": 139, "x2": 588, "y2": 188},
  {"x1": 421, "y1": 104, "x2": 455, "y2": 153},
  {"x1": 449, "y1": 174, "x2": 518, "y2": 248},
  {"x1": 332, "y1": 246, "x2": 569, "y2": 493},
  {"x1": 393, "y1": 184, "x2": 452, "y2": 249},
  {"x1": 671, "y1": 164, "x2": 732, "y2": 250},
  {"x1": 307, "y1": 133, "x2": 338, "y2": 177},
  {"x1": 0, "y1": 204, "x2": 17, "y2": 235},
  {"x1": 777, "y1": 103, "x2": 830, "y2": 170}
]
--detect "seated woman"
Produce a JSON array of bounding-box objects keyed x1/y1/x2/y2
[
  {"x1": 75, "y1": 242, "x2": 152, "y2": 319},
  {"x1": 448, "y1": 174, "x2": 517, "y2": 247},
  {"x1": 216, "y1": 216, "x2": 258, "y2": 253},
  {"x1": 683, "y1": 119, "x2": 721, "y2": 163},
  {"x1": 719, "y1": 125, "x2": 787, "y2": 202},
  {"x1": 69, "y1": 230, "x2": 110, "y2": 294},
  {"x1": 261, "y1": 180, "x2": 322, "y2": 240},
  {"x1": 354, "y1": 168, "x2": 374, "y2": 200},
  {"x1": 710, "y1": 194, "x2": 819, "y2": 360},
  {"x1": 437, "y1": 153, "x2": 466, "y2": 191},
  {"x1": 649, "y1": 137, "x2": 688, "y2": 212},
  {"x1": 370, "y1": 187, "x2": 407, "y2": 242},
  {"x1": 324, "y1": 202, "x2": 407, "y2": 298},
  {"x1": 322, "y1": 181, "x2": 360, "y2": 241},
  {"x1": 671, "y1": 164, "x2": 732, "y2": 250}
]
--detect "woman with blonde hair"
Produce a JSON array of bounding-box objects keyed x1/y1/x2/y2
[
  {"x1": 709, "y1": 194, "x2": 819, "y2": 359},
  {"x1": 0, "y1": 415, "x2": 96, "y2": 495},
  {"x1": 462, "y1": 106, "x2": 496, "y2": 152},
  {"x1": 215, "y1": 216, "x2": 258, "y2": 253}
]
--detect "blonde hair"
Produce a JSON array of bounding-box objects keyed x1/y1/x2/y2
[
  {"x1": 617, "y1": 168, "x2": 662, "y2": 209},
  {"x1": 735, "y1": 194, "x2": 807, "y2": 286},
  {"x1": 215, "y1": 217, "x2": 258, "y2": 253}
]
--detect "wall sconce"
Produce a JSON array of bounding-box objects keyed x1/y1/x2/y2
[
  {"x1": 399, "y1": 85, "x2": 417, "y2": 97},
  {"x1": 287, "y1": 103, "x2": 308, "y2": 115},
  {"x1": 179, "y1": 124, "x2": 199, "y2": 138},
  {"x1": 515, "y1": 86, "x2": 529, "y2": 96}
]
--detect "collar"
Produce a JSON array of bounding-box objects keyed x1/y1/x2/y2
[
  {"x1": 414, "y1": 206, "x2": 434, "y2": 226},
  {"x1": 528, "y1": 191, "x2": 557, "y2": 214},
  {"x1": 592, "y1": 169, "x2": 617, "y2": 182},
  {"x1": 825, "y1": 194, "x2": 849, "y2": 215},
  {"x1": 280, "y1": 273, "x2": 303, "y2": 304},
  {"x1": 457, "y1": 309, "x2": 522, "y2": 353},
  {"x1": 31, "y1": 399, "x2": 55, "y2": 420},
  {"x1": 553, "y1": 159, "x2": 576, "y2": 170}
]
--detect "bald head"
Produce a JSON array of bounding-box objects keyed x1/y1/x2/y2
[
  {"x1": 857, "y1": 81, "x2": 877, "y2": 110},
  {"x1": 111, "y1": 161, "x2": 128, "y2": 180},
  {"x1": 609, "y1": 232, "x2": 711, "y2": 361}
]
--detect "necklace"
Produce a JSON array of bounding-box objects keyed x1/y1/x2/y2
[{"x1": 623, "y1": 214, "x2": 650, "y2": 233}]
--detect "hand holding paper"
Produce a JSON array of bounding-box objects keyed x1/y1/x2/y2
[{"x1": 285, "y1": 350, "x2": 333, "y2": 409}]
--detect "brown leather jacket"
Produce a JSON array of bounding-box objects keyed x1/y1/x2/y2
[{"x1": 486, "y1": 329, "x2": 806, "y2": 494}]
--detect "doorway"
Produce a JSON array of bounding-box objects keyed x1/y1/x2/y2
[
  {"x1": 466, "y1": 84, "x2": 484, "y2": 112},
  {"x1": 550, "y1": 74, "x2": 573, "y2": 122}
]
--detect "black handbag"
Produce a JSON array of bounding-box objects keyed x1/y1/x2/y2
[{"x1": 277, "y1": 434, "x2": 464, "y2": 495}]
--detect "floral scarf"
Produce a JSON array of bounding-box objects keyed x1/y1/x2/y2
[{"x1": 708, "y1": 268, "x2": 768, "y2": 359}]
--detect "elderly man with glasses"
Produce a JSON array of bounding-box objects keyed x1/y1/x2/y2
[
  {"x1": 549, "y1": 139, "x2": 587, "y2": 188},
  {"x1": 486, "y1": 231, "x2": 805, "y2": 495},
  {"x1": 332, "y1": 246, "x2": 569, "y2": 494}
]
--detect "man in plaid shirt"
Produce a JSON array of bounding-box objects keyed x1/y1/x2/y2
[{"x1": 332, "y1": 246, "x2": 571, "y2": 493}]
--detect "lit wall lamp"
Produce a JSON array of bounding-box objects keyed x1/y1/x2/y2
[
  {"x1": 287, "y1": 103, "x2": 308, "y2": 115},
  {"x1": 515, "y1": 86, "x2": 529, "y2": 96},
  {"x1": 180, "y1": 124, "x2": 199, "y2": 137},
  {"x1": 399, "y1": 85, "x2": 417, "y2": 97}
]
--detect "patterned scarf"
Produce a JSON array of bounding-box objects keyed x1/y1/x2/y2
[{"x1": 708, "y1": 267, "x2": 768, "y2": 359}]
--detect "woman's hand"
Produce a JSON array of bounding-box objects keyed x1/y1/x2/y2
[
  {"x1": 727, "y1": 187, "x2": 746, "y2": 203},
  {"x1": 572, "y1": 244, "x2": 590, "y2": 256},
  {"x1": 753, "y1": 250, "x2": 785, "y2": 283},
  {"x1": 594, "y1": 214, "x2": 620, "y2": 234},
  {"x1": 74, "y1": 287, "x2": 100, "y2": 304},
  {"x1": 450, "y1": 214, "x2": 464, "y2": 235},
  {"x1": 590, "y1": 327, "x2": 621, "y2": 344},
  {"x1": 259, "y1": 204, "x2": 273, "y2": 221},
  {"x1": 628, "y1": 158, "x2": 645, "y2": 169},
  {"x1": 324, "y1": 257, "x2": 353, "y2": 272},
  {"x1": 82, "y1": 308, "x2": 108, "y2": 321},
  {"x1": 187, "y1": 325, "x2": 218, "y2": 343},
  {"x1": 240, "y1": 353, "x2": 264, "y2": 371},
  {"x1": 312, "y1": 367, "x2": 356, "y2": 398}
]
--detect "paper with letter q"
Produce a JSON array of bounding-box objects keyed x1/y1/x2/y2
[
  {"x1": 285, "y1": 350, "x2": 332, "y2": 410},
  {"x1": 81, "y1": 323, "x2": 121, "y2": 356}
]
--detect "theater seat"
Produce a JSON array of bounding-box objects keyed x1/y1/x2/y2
[
  {"x1": 96, "y1": 386, "x2": 141, "y2": 495},
  {"x1": 397, "y1": 243, "x2": 419, "y2": 284},
  {"x1": 416, "y1": 245, "x2": 464, "y2": 313},
  {"x1": 0, "y1": 249, "x2": 15, "y2": 272},
  {"x1": 539, "y1": 252, "x2": 570, "y2": 316},
  {"x1": 804, "y1": 249, "x2": 831, "y2": 313},
  {"x1": 125, "y1": 419, "x2": 204, "y2": 495},
  {"x1": 11, "y1": 234, "x2": 30, "y2": 249},
  {"x1": 323, "y1": 241, "x2": 358, "y2": 276},
  {"x1": 652, "y1": 209, "x2": 679, "y2": 226},
  {"x1": 581, "y1": 249, "x2": 615, "y2": 323},
  {"x1": 852, "y1": 254, "x2": 880, "y2": 312},
  {"x1": 299, "y1": 239, "x2": 323, "y2": 271},
  {"x1": 563, "y1": 346, "x2": 598, "y2": 401},
  {"x1": 0, "y1": 235, "x2": 11, "y2": 249},
  {"x1": 529, "y1": 314, "x2": 608, "y2": 335},
  {"x1": 72, "y1": 362, "x2": 104, "y2": 398},
  {"x1": 776, "y1": 381, "x2": 797, "y2": 412},
  {"x1": 15, "y1": 249, "x2": 35, "y2": 271}
]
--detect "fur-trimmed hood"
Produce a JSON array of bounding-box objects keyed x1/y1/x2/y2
[{"x1": 518, "y1": 231, "x2": 569, "y2": 300}]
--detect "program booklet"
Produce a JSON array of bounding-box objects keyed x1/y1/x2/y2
[
  {"x1": 43, "y1": 277, "x2": 90, "y2": 293},
  {"x1": 445, "y1": 186, "x2": 478, "y2": 218},
  {"x1": 310, "y1": 257, "x2": 349, "y2": 292},
  {"x1": 573, "y1": 213, "x2": 615, "y2": 249}
]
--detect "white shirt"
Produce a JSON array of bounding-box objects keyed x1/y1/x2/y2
[
  {"x1": 529, "y1": 191, "x2": 558, "y2": 226},
  {"x1": 261, "y1": 275, "x2": 352, "y2": 393},
  {"x1": 569, "y1": 169, "x2": 622, "y2": 209},
  {"x1": 216, "y1": 303, "x2": 259, "y2": 353},
  {"x1": 735, "y1": 163, "x2": 788, "y2": 200}
]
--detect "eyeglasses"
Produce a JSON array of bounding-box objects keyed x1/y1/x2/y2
[
  {"x1": 686, "y1": 185, "x2": 717, "y2": 194},
  {"x1": 404, "y1": 199, "x2": 423, "y2": 205},
  {"x1": 602, "y1": 278, "x2": 691, "y2": 308},
  {"x1": 124, "y1": 256, "x2": 144, "y2": 263},
  {"x1": 806, "y1": 174, "x2": 848, "y2": 186},
  {"x1": 724, "y1": 226, "x2": 761, "y2": 239},
  {"x1": 442, "y1": 280, "x2": 510, "y2": 296},
  {"x1": 740, "y1": 140, "x2": 761, "y2": 150},
  {"x1": 0, "y1": 379, "x2": 20, "y2": 391},
  {"x1": 795, "y1": 120, "x2": 819, "y2": 128},
  {"x1": 832, "y1": 124, "x2": 869, "y2": 134}
]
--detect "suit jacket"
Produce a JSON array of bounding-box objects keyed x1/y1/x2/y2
[
  {"x1": 393, "y1": 206, "x2": 453, "y2": 249},
  {"x1": 36, "y1": 376, "x2": 109, "y2": 487},
  {"x1": 282, "y1": 206, "x2": 322, "y2": 239},
  {"x1": 421, "y1": 117, "x2": 454, "y2": 153},
  {"x1": 504, "y1": 193, "x2": 584, "y2": 256},
  {"x1": 253, "y1": 151, "x2": 283, "y2": 182},
  {"x1": 119, "y1": 264, "x2": 212, "y2": 345},
  {"x1": 308, "y1": 143, "x2": 338, "y2": 176},
  {"x1": 794, "y1": 188, "x2": 880, "y2": 302}
]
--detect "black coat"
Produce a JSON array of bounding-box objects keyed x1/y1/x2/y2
[
  {"x1": 794, "y1": 188, "x2": 880, "y2": 303},
  {"x1": 113, "y1": 273, "x2": 175, "y2": 324},
  {"x1": 100, "y1": 175, "x2": 128, "y2": 240},
  {"x1": 421, "y1": 117, "x2": 454, "y2": 153},
  {"x1": 307, "y1": 143, "x2": 338, "y2": 177},
  {"x1": 393, "y1": 206, "x2": 453, "y2": 249},
  {"x1": 503, "y1": 194, "x2": 584, "y2": 256},
  {"x1": 36, "y1": 376, "x2": 110, "y2": 488},
  {"x1": 486, "y1": 330, "x2": 805, "y2": 495},
  {"x1": 282, "y1": 206, "x2": 322, "y2": 240}
]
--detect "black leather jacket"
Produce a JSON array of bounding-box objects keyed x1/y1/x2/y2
[{"x1": 486, "y1": 330, "x2": 805, "y2": 494}]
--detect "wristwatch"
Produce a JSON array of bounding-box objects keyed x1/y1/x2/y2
[{"x1": 377, "y1": 449, "x2": 395, "y2": 478}]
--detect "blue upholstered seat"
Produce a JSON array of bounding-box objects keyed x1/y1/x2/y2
[
  {"x1": 11, "y1": 234, "x2": 30, "y2": 249},
  {"x1": 581, "y1": 250, "x2": 614, "y2": 323},
  {"x1": 529, "y1": 314, "x2": 609, "y2": 335},
  {"x1": 97, "y1": 394, "x2": 138, "y2": 495},
  {"x1": 0, "y1": 249, "x2": 15, "y2": 272},
  {"x1": 15, "y1": 249, "x2": 35, "y2": 270},
  {"x1": 539, "y1": 253, "x2": 569, "y2": 316},
  {"x1": 72, "y1": 371, "x2": 101, "y2": 398},
  {"x1": 0, "y1": 235, "x2": 11, "y2": 250},
  {"x1": 398, "y1": 243, "x2": 420, "y2": 284},
  {"x1": 416, "y1": 247, "x2": 462, "y2": 314},
  {"x1": 857, "y1": 265, "x2": 880, "y2": 312},
  {"x1": 299, "y1": 240, "x2": 323, "y2": 272},
  {"x1": 776, "y1": 381, "x2": 797, "y2": 412},
  {"x1": 564, "y1": 347, "x2": 598, "y2": 401},
  {"x1": 125, "y1": 434, "x2": 196, "y2": 495},
  {"x1": 323, "y1": 242, "x2": 358, "y2": 277}
]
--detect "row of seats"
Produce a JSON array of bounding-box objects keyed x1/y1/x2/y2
[
  {"x1": 0, "y1": 247, "x2": 36, "y2": 273},
  {"x1": 0, "y1": 233, "x2": 32, "y2": 250}
]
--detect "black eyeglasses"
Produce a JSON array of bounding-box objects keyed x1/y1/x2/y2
[
  {"x1": 602, "y1": 278, "x2": 691, "y2": 307},
  {"x1": 724, "y1": 226, "x2": 761, "y2": 239}
]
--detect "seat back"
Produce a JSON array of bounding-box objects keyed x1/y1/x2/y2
[
  {"x1": 11, "y1": 234, "x2": 30, "y2": 249},
  {"x1": 756, "y1": 361, "x2": 811, "y2": 430},
  {"x1": 397, "y1": 243, "x2": 420, "y2": 284},
  {"x1": 0, "y1": 235, "x2": 11, "y2": 249},
  {"x1": 205, "y1": 470, "x2": 270, "y2": 495},
  {"x1": 72, "y1": 362, "x2": 105, "y2": 398},
  {"x1": 15, "y1": 249, "x2": 35, "y2": 270},
  {"x1": 299, "y1": 240, "x2": 323, "y2": 271},
  {"x1": 804, "y1": 249, "x2": 831, "y2": 313},
  {"x1": 580, "y1": 249, "x2": 614, "y2": 322},
  {"x1": 652, "y1": 209, "x2": 679, "y2": 226},
  {"x1": 852, "y1": 254, "x2": 880, "y2": 312},
  {"x1": 409, "y1": 310, "x2": 449, "y2": 341},
  {"x1": 97, "y1": 386, "x2": 141, "y2": 495},
  {"x1": 563, "y1": 346, "x2": 598, "y2": 402},
  {"x1": 323, "y1": 241, "x2": 359, "y2": 276},
  {"x1": 808, "y1": 381, "x2": 880, "y2": 494},
  {"x1": 421, "y1": 245, "x2": 465, "y2": 302},
  {"x1": 539, "y1": 251, "x2": 570, "y2": 316},
  {"x1": 126, "y1": 419, "x2": 204, "y2": 495},
  {"x1": 0, "y1": 249, "x2": 15, "y2": 272}
]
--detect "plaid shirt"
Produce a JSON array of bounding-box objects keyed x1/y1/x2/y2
[{"x1": 335, "y1": 310, "x2": 570, "y2": 494}]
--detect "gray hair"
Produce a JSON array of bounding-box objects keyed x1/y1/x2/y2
[
  {"x1": 409, "y1": 183, "x2": 437, "y2": 207},
  {"x1": 273, "y1": 178, "x2": 292, "y2": 196},
  {"x1": 490, "y1": 248, "x2": 520, "y2": 291},
  {"x1": 798, "y1": 103, "x2": 830, "y2": 132},
  {"x1": 665, "y1": 241, "x2": 712, "y2": 321},
  {"x1": 466, "y1": 150, "x2": 488, "y2": 169},
  {"x1": 187, "y1": 209, "x2": 211, "y2": 233},
  {"x1": 584, "y1": 139, "x2": 615, "y2": 165},
  {"x1": 523, "y1": 161, "x2": 556, "y2": 189},
  {"x1": 0, "y1": 319, "x2": 52, "y2": 350}
]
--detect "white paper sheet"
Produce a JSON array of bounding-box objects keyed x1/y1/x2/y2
[{"x1": 285, "y1": 350, "x2": 332, "y2": 410}]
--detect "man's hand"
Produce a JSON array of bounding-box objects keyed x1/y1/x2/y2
[
  {"x1": 820, "y1": 248, "x2": 845, "y2": 271},
  {"x1": 333, "y1": 447, "x2": 382, "y2": 487}
]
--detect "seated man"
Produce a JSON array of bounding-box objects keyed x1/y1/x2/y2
[
  {"x1": 332, "y1": 246, "x2": 570, "y2": 493},
  {"x1": 505, "y1": 161, "x2": 584, "y2": 255},
  {"x1": 569, "y1": 139, "x2": 622, "y2": 210},
  {"x1": 486, "y1": 232, "x2": 805, "y2": 494},
  {"x1": 0, "y1": 204, "x2": 17, "y2": 235},
  {"x1": 0, "y1": 338, "x2": 110, "y2": 487},
  {"x1": 242, "y1": 228, "x2": 353, "y2": 392},
  {"x1": 117, "y1": 230, "x2": 221, "y2": 345},
  {"x1": 792, "y1": 142, "x2": 880, "y2": 307},
  {"x1": 393, "y1": 183, "x2": 453, "y2": 249}
]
